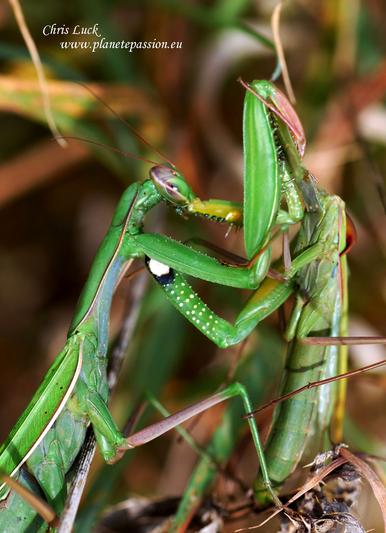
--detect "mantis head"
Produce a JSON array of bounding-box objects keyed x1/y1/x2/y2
[{"x1": 150, "y1": 164, "x2": 196, "y2": 206}]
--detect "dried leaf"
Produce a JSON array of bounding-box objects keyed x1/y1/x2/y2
[{"x1": 340, "y1": 448, "x2": 386, "y2": 533}]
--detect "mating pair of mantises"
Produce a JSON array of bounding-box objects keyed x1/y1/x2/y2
[{"x1": 0, "y1": 79, "x2": 384, "y2": 532}]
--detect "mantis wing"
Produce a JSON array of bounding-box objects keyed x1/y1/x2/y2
[{"x1": 0, "y1": 336, "x2": 82, "y2": 496}]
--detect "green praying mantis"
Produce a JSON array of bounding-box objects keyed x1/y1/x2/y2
[
  {"x1": 160, "y1": 88, "x2": 384, "y2": 529},
  {"x1": 253, "y1": 188, "x2": 351, "y2": 505},
  {"x1": 169, "y1": 185, "x2": 352, "y2": 530},
  {"x1": 1, "y1": 77, "x2": 383, "y2": 531},
  {"x1": 0, "y1": 79, "x2": 315, "y2": 531}
]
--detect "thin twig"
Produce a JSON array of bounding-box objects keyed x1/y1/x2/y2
[
  {"x1": 0, "y1": 473, "x2": 58, "y2": 527},
  {"x1": 56, "y1": 432, "x2": 96, "y2": 533},
  {"x1": 352, "y1": 119, "x2": 386, "y2": 214},
  {"x1": 108, "y1": 272, "x2": 148, "y2": 390},
  {"x1": 235, "y1": 457, "x2": 349, "y2": 531},
  {"x1": 271, "y1": 1, "x2": 296, "y2": 104},
  {"x1": 8, "y1": 0, "x2": 66, "y2": 147},
  {"x1": 246, "y1": 358, "x2": 386, "y2": 418}
]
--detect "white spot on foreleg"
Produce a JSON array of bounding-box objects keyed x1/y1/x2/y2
[{"x1": 148, "y1": 259, "x2": 171, "y2": 277}]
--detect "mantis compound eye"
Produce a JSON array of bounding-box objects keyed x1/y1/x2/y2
[{"x1": 150, "y1": 164, "x2": 196, "y2": 206}]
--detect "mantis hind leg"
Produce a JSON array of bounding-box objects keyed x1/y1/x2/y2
[
  {"x1": 84, "y1": 390, "x2": 126, "y2": 463},
  {"x1": 119, "y1": 382, "x2": 280, "y2": 505},
  {"x1": 83, "y1": 381, "x2": 281, "y2": 505},
  {"x1": 25, "y1": 390, "x2": 129, "y2": 489}
]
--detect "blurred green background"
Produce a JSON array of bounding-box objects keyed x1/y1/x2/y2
[{"x1": 0, "y1": 1, "x2": 385, "y2": 531}]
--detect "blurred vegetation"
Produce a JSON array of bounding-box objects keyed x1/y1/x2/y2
[{"x1": 0, "y1": 0, "x2": 385, "y2": 531}]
